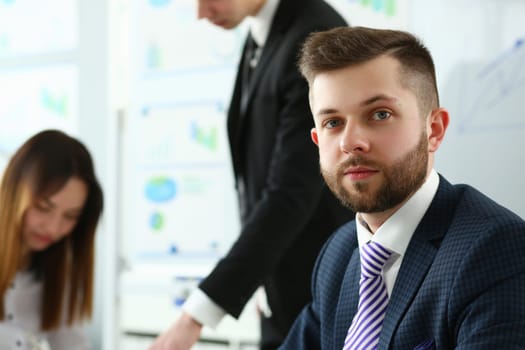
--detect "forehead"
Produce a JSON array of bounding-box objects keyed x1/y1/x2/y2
[
  {"x1": 45, "y1": 177, "x2": 88, "y2": 209},
  {"x1": 309, "y1": 55, "x2": 414, "y2": 113}
]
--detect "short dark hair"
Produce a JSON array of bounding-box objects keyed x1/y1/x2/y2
[{"x1": 299, "y1": 26, "x2": 439, "y2": 115}]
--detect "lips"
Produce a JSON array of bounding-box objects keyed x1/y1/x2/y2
[
  {"x1": 33, "y1": 233, "x2": 54, "y2": 245},
  {"x1": 344, "y1": 166, "x2": 378, "y2": 181}
]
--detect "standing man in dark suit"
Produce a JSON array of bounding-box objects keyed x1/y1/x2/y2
[
  {"x1": 149, "y1": 1, "x2": 351, "y2": 349},
  {"x1": 280, "y1": 26, "x2": 525, "y2": 349}
]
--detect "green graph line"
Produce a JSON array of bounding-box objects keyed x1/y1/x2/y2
[
  {"x1": 41, "y1": 89, "x2": 68, "y2": 117},
  {"x1": 359, "y1": 0, "x2": 396, "y2": 17}
]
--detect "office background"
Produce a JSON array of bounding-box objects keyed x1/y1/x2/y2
[{"x1": 0, "y1": 0, "x2": 523, "y2": 349}]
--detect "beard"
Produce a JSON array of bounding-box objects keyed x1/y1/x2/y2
[{"x1": 321, "y1": 131, "x2": 428, "y2": 213}]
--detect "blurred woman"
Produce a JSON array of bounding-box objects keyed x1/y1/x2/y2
[{"x1": 0, "y1": 129, "x2": 103, "y2": 349}]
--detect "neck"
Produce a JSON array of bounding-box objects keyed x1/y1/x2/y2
[
  {"x1": 362, "y1": 168, "x2": 433, "y2": 233},
  {"x1": 360, "y1": 200, "x2": 406, "y2": 234},
  {"x1": 251, "y1": 0, "x2": 267, "y2": 17}
]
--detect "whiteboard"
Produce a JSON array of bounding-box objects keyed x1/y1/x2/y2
[
  {"x1": 122, "y1": 0, "x2": 245, "y2": 268},
  {"x1": 409, "y1": 0, "x2": 525, "y2": 218}
]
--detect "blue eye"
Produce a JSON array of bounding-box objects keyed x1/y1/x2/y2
[
  {"x1": 325, "y1": 119, "x2": 342, "y2": 129},
  {"x1": 372, "y1": 111, "x2": 391, "y2": 121}
]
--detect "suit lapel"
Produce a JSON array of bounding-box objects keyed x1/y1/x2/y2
[
  {"x1": 379, "y1": 232, "x2": 439, "y2": 350},
  {"x1": 230, "y1": 0, "x2": 313, "y2": 171},
  {"x1": 239, "y1": 0, "x2": 306, "y2": 116},
  {"x1": 239, "y1": 31, "x2": 283, "y2": 115},
  {"x1": 334, "y1": 246, "x2": 361, "y2": 346},
  {"x1": 379, "y1": 177, "x2": 458, "y2": 349},
  {"x1": 227, "y1": 63, "x2": 244, "y2": 175}
]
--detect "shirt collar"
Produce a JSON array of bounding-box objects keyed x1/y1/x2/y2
[
  {"x1": 356, "y1": 169, "x2": 440, "y2": 256},
  {"x1": 247, "y1": 0, "x2": 279, "y2": 47}
]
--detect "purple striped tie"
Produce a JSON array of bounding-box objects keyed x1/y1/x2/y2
[{"x1": 343, "y1": 241, "x2": 392, "y2": 350}]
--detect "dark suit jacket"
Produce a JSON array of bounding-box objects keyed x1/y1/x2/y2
[
  {"x1": 280, "y1": 175, "x2": 525, "y2": 349},
  {"x1": 199, "y1": 0, "x2": 351, "y2": 339}
]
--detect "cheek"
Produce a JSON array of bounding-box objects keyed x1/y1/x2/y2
[
  {"x1": 21, "y1": 211, "x2": 39, "y2": 245},
  {"x1": 23, "y1": 210, "x2": 39, "y2": 231},
  {"x1": 21, "y1": 220, "x2": 31, "y2": 241},
  {"x1": 318, "y1": 140, "x2": 339, "y2": 165},
  {"x1": 380, "y1": 128, "x2": 420, "y2": 156},
  {"x1": 60, "y1": 220, "x2": 78, "y2": 238}
]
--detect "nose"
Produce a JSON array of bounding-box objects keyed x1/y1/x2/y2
[
  {"x1": 340, "y1": 122, "x2": 370, "y2": 154},
  {"x1": 43, "y1": 213, "x2": 66, "y2": 240}
]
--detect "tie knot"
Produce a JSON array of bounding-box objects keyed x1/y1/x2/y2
[{"x1": 360, "y1": 241, "x2": 392, "y2": 278}]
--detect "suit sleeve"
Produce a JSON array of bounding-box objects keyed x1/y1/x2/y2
[
  {"x1": 279, "y1": 222, "x2": 357, "y2": 349},
  {"x1": 452, "y1": 219, "x2": 525, "y2": 349},
  {"x1": 199, "y1": 27, "x2": 333, "y2": 318},
  {"x1": 278, "y1": 231, "x2": 330, "y2": 350}
]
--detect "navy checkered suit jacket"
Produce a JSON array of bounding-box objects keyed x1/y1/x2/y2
[{"x1": 280, "y1": 175, "x2": 525, "y2": 349}]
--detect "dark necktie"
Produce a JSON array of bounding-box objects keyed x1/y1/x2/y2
[{"x1": 242, "y1": 33, "x2": 258, "y2": 98}]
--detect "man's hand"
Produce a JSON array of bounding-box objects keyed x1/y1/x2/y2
[{"x1": 148, "y1": 312, "x2": 203, "y2": 350}]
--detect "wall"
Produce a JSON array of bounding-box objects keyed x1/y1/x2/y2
[
  {"x1": 409, "y1": 0, "x2": 525, "y2": 218},
  {"x1": 0, "y1": 0, "x2": 118, "y2": 348}
]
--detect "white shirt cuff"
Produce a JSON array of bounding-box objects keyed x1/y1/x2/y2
[{"x1": 182, "y1": 288, "x2": 226, "y2": 329}]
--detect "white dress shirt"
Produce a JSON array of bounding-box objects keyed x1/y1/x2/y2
[
  {"x1": 183, "y1": 0, "x2": 281, "y2": 329},
  {"x1": 0, "y1": 271, "x2": 90, "y2": 350},
  {"x1": 356, "y1": 169, "x2": 440, "y2": 296},
  {"x1": 247, "y1": 0, "x2": 279, "y2": 48}
]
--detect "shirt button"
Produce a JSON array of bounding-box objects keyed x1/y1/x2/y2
[
  {"x1": 10, "y1": 283, "x2": 15, "y2": 289},
  {"x1": 16, "y1": 339, "x2": 22, "y2": 347},
  {"x1": 6, "y1": 313, "x2": 13, "y2": 321}
]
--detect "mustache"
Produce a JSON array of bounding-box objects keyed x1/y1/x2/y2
[{"x1": 338, "y1": 156, "x2": 380, "y2": 170}]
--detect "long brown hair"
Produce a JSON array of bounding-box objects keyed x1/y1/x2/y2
[
  {"x1": 0, "y1": 129, "x2": 103, "y2": 330},
  {"x1": 298, "y1": 26, "x2": 440, "y2": 116}
]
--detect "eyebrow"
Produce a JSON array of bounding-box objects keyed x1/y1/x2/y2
[
  {"x1": 315, "y1": 93, "x2": 399, "y2": 117},
  {"x1": 41, "y1": 198, "x2": 55, "y2": 207},
  {"x1": 316, "y1": 108, "x2": 339, "y2": 116},
  {"x1": 40, "y1": 198, "x2": 84, "y2": 213},
  {"x1": 360, "y1": 93, "x2": 398, "y2": 107}
]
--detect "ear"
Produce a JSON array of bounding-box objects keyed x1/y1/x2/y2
[
  {"x1": 311, "y1": 127, "x2": 319, "y2": 146},
  {"x1": 427, "y1": 108, "x2": 449, "y2": 152}
]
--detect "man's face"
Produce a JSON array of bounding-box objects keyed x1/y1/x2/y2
[
  {"x1": 310, "y1": 55, "x2": 432, "y2": 214},
  {"x1": 197, "y1": 0, "x2": 262, "y2": 29}
]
